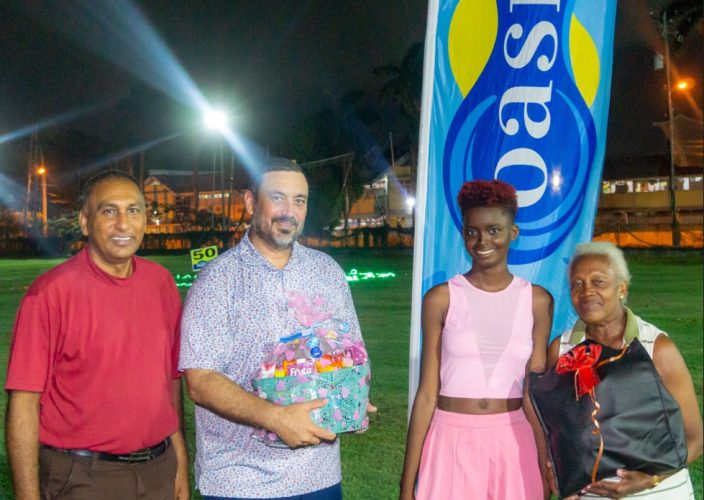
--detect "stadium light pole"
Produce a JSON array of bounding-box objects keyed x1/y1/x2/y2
[
  {"x1": 203, "y1": 109, "x2": 230, "y2": 230},
  {"x1": 36, "y1": 165, "x2": 48, "y2": 237}
]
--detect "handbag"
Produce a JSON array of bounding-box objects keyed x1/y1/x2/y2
[{"x1": 529, "y1": 338, "x2": 687, "y2": 498}]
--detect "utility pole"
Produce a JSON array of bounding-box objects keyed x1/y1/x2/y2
[
  {"x1": 227, "y1": 153, "x2": 235, "y2": 224},
  {"x1": 24, "y1": 134, "x2": 36, "y2": 236},
  {"x1": 661, "y1": 9, "x2": 681, "y2": 247},
  {"x1": 139, "y1": 152, "x2": 145, "y2": 191},
  {"x1": 388, "y1": 132, "x2": 394, "y2": 227},
  {"x1": 192, "y1": 157, "x2": 200, "y2": 227},
  {"x1": 219, "y1": 139, "x2": 226, "y2": 229}
]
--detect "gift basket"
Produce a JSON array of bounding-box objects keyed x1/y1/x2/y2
[
  {"x1": 529, "y1": 339, "x2": 687, "y2": 498},
  {"x1": 252, "y1": 292, "x2": 371, "y2": 446}
]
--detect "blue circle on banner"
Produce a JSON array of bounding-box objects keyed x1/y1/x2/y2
[{"x1": 442, "y1": 4, "x2": 597, "y2": 265}]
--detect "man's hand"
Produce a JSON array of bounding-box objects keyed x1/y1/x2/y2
[
  {"x1": 170, "y1": 431, "x2": 190, "y2": 500},
  {"x1": 269, "y1": 399, "x2": 336, "y2": 447},
  {"x1": 174, "y1": 467, "x2": 190, "y2": 500},
  {"x1": 170, "y1": 380, "x2": 190, "y2": 500},
  {"x1": 6, "y1": 391, "x2": 41, "y2": 500}
]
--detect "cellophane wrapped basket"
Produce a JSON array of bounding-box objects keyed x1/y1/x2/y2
[{"x1": 252, "y1": 292, "x2": 371, "y2": 446}]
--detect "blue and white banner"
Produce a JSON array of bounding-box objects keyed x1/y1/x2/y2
[{"x1": 410, "y1": 0, "x2": 617, "y2": 403}]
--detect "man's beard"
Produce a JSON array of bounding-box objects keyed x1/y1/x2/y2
[{"x1": 251, "y1": 215, "x2": 303, "y2": 250}]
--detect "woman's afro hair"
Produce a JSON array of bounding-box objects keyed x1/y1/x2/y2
[{"x1": 457, "y1": 179, "x2": 518, "y2": 219}]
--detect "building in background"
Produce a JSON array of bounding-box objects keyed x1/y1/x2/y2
[
  {"x1": 143, "y1": 171, "x2": 248, "y2": 234},
  {"x1": 595, "y1": 172, "x2": 702, "y2": 247},
  {"x1": 322, "y1": 163, "x2": 415, "y2": 248},
  {"x1": 345, "y1": 163, "x2": 415, "y2": 229}
]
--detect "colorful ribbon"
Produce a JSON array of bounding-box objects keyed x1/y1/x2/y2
[
  {"x1": 556, "y1": 343, "x2": 603, "y2": 399},
  {"x1": 557, "y1": 342, "x2": 629, "y2": 484}
]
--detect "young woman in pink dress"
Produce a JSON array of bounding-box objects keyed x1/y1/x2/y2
[{"x1": 400, "y1": 180, "x2": 552, "y2": 500}]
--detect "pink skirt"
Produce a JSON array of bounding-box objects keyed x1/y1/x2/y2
[{"x1": 416, "y1": 408, "x2": 543, "y2": 500}]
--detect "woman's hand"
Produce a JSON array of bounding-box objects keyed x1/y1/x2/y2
[
  {"x1": 398, "y1": 485, "x2": 415, "y2": 500},
  {"x1": 581, "y1": 469, "x2": 657, "y2": 499},
  {"x1": 544, "y1": 461, "x2": 559, "y2": 498}
]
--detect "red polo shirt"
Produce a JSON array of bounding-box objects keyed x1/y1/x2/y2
[{"x1": 6, "y1": 247, "x2": 181, "y2": 453}]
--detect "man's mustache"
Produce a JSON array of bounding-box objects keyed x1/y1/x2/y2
[{"x1": 272, "y1": 216, "x2": 297, "y2": 226}]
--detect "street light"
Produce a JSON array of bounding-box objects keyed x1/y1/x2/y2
[
  {"x1": 36, "y1": 165, "x2": 48, "y2": 237},
  {"x1": 674, "y1": 78, "x2": 695, "y2": 91}
]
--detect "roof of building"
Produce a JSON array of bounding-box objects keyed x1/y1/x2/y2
[{"x1": 145, "y1": 171, "x2": 249, "y2": 194}]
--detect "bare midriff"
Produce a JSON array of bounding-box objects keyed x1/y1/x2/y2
[{"x1": 437, "y1": 395, "x2": 522, "y2": 414}]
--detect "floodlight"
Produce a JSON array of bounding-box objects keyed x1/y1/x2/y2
[{"x1": 203, "y1": 109, "x2": 229, "y2": 133}]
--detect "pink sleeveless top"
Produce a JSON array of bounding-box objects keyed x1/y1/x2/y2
[{"x1": 439, "y1": 274, "x2": 534, "y2": 399}]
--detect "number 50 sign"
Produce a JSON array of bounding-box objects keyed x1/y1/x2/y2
[{"x1": 190, "y1": 245, "x2": 219, "y2": 272}]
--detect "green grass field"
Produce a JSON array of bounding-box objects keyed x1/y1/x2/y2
[{"x1": 0, "y1": 251, "x2": 701, "y2": 499}]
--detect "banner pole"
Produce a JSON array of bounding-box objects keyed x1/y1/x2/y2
[{"x1": 408, "y1": 0, "x2": 440, "y2": 420}]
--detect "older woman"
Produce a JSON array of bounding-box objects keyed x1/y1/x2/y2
[{"x1": 547, "y1": 242, "x2": 703, "y2": 499}]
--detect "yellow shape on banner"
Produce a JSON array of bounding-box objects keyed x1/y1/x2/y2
[
  {"x1": 569, "y1": 14, "x2": 600, "y2": 108},
  {"x1": 448, "y1": 0, "x2": 498, "y2": 97}
]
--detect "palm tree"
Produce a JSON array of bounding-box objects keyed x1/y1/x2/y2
[
  {"x1": 374, "y1": 41, "x2": 424, "y2": 167},
  {"x1": 661, "y1": 0, "x2": 703, "y2": 51},
  {"x1": 276, "y1": 91, "x2": 384, "y2": 238}
]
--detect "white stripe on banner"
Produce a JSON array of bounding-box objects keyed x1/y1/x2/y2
[{"x1": 409, "y1": 0, "x2": 618, "y2": 413}]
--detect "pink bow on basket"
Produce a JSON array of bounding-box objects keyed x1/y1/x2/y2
[{"x1": 286, "y1": 291, "x2": 333, "y2": 327}]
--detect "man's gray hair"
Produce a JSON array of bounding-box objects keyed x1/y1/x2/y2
[{"x1": 568, "y1": 241, "x2": 631, "y2": 284}]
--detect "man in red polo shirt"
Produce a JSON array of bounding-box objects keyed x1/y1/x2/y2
[{"x1": 5, "y1": 170, "x2": 189, "y2": 499}]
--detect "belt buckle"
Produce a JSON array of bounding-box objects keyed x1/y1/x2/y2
[{"x1": 122, "y1": 449, "x2": 152, "y2": 463}]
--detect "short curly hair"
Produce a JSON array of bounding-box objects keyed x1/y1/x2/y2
[
  {"x1": 569, "y1": 241, "x2": 631, "y2": 285},
  {"x1": 457, "y1": 179, "x2": 518, "y2": 219}
]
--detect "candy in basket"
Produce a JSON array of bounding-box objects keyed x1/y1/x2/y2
[{"x1": 252, "y1": 293, "x2": 371, "y2": 446}]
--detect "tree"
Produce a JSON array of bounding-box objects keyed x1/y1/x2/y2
[
  {"x1": 41, "y1": 128, "x2": 112, "y2": 211},
  {"x1": 662, "y1": 0, "x2": 703, "y2": 51},
  {"x1": 0, "y1": 208, "x2": 23, "y2": 240},
  {"x1": 278, "y1": 92, "x2": 385, "y2": 236},
  {"x1": 374, "y1": 41, "x2": 424, "y2": 167},
  {"x1": 280, "y1": 107, "x2": 352, "y2": 235},
  {"x1": 47, "y1": 211, "x2": 82, "y2": 243}
]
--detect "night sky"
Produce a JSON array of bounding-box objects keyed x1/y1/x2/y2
[{"x1": 0, "y1": 0, "x2": 701, "y2": 184}]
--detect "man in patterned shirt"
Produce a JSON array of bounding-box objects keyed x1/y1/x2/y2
[{"x1": 180, "y1": 158, "x2": 367, "y2": 499}]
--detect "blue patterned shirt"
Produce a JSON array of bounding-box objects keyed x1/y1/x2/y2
[{"x1": 179, "y1": 232, "x2": 362, "y2": 497}]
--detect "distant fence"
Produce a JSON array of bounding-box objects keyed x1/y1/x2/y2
[
  {"x1": 2, "y1": 225, "x2": 702, "y2": 258},
  {"x1": 593, "y1": 223, "x2": 703, "y2": 248},
  {"x1": 0, "y1": 227, "x2": 415, "y2": 257},
  {"x1": 0, "y1": 237, "x2": 74, "y2": 258}
]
